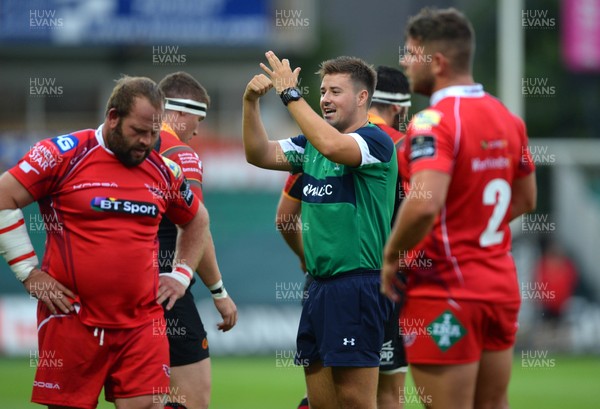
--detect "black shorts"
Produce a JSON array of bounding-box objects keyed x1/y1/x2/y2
[
  {"x1": 162, "y1": 287, "x2": 210, "y2": 367},
  {"x1": 379, "y1": 302, "x2": 408, "y2": 373}
]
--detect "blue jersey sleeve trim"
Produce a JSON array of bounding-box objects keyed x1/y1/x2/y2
[{"x1": 352, "y1": 126, "x2": 394, "y2": 165}]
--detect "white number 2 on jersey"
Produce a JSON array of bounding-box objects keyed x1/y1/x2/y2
[{"x1": 479, "y1": 178, "x2": 511, "y2": 247}]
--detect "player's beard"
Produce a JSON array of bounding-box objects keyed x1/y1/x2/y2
[
  {"x1": 106, "y1": 121, "x2": 153, "y2": 167},
  {"x1": 410, "y1": 70, "x2": 435, "y2": 97}
]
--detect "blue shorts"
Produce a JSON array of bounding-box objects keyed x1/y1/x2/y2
[{"x1": 296, "y1": 270, "x2": 394, "y2": 367}]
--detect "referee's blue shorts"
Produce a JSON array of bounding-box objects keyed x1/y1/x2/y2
[{"x1": 296, "y1": 269, "x2": 394, "y2": 367}]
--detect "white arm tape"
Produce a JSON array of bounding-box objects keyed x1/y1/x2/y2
[
  {"x1": 159, "y1": 263, "x2": 193, "y2": 288},
  {"x1": 208, "y1": 279, "x2": 228, "y2": 299},
  {"x1": 0, "y1": 209, "x2": 38, "y2": 282},
  {"x1": 212, "y1": 287, "x2": 228, "y2": 300}
]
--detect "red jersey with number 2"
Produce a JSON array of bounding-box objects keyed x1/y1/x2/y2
[{"x1": 400, "y1": 85, "x2": 535, "y2": 302}]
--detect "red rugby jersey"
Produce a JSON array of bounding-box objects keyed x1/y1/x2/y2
[
  {"x1": 400, "y1": 84, "x2": 535, "y2": 302},
  {"x1": 159, "y1": 123, "x2": 204, "y2": 201},
  {"x1": 282, "y1": 173, "x2": 303, "y2": 201},
  {"x1": 368, "y1": 112, "x2": 405, "y2": 148},
  {"x1": 9, "y1": 126, "x2": 200, "y2": 328},
  {"x1": 155, "y1": 123, "x2": 204, "y2": 274}
]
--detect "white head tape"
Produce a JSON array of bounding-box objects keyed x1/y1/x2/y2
[
  {"x1": 372, "y1": 90, "x2": 411, "y2": 107},
  {"x1": 164, "y1": 98, "x2": 207, "y2": 117}
]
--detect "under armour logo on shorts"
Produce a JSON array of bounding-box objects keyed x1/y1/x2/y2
[{"x1": 343, "y1": 337, "x2": 356, "y2": 346}]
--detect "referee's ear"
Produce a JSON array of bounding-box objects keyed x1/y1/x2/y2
[{"x1": 356, "y1": 88, "x2": 370, "y2": 109}]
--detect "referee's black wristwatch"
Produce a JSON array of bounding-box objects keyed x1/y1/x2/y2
[{"x1": 280, "y1": 87, "x2": 303, "y2": 106}]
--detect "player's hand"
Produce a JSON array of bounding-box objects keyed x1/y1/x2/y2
[
  {"x1": 23, "y1": 268, "x2": 75, "y2": 315},
  {"x1": 260, "y1": 50, "x2": 301, "y2": 94},
  {"x1": 380, "y1": 248, "x2": 406, "y2": 302},
  {"x1": 244, "y1": 74, "x2": 273, "y2": 102},
  {"x1": 213, "y1": 296, "x2": 238, "y2": 332},
  {"x1": 157, "y1": 275, "x2": 187, "y2": 311}
]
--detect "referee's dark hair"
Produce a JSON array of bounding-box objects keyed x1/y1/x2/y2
[{"x1": 317, "y1": 56, "x2": 377, "y2": 106}]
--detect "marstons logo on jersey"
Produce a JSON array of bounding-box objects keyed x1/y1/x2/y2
[
  {"x1": 91, "y1": 197, "x2": 158, "y2": 217},
  {"x1": 410, "y1": 109, "x2": 442, "y2": 132}
]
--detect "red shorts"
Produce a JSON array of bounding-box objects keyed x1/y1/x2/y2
[
  {"x1": 32, "y1": 303, "x2": 170, "y2": 409},
  {"x1": 400, "y1": 297, "x2": 520, "y2": 365}
]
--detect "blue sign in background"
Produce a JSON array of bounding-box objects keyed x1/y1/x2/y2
[{"x1": 0, "y1": 0, "x2": 270, "y2": 45}]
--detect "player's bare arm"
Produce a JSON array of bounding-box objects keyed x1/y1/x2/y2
[
  {"x1": 261, "y1": 50, "x2": 363, "y2": 167},
  {"x1": 158, "y1": 202, "x2": 210, "y2": 310},
  {"x1": 242, "y1": 73, "x2": 292, "y2": 171},
  {"x1": 195, "y1": 230, "x2": 238, "y2": 331},
  {"x1": 381, "y1": 170, "x2": 450, "y2": 302},
  {"x1": 0, "y1": 172, "x2": 75, "y2": 314},
  {"x1": 276, "y1": 192, "x2": 306, "y2": 272},
  {"x1": 509, "y1": 172, "x2": 537, "y2": 221}
]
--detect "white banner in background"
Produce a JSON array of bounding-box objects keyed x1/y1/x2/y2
[
  {"x1": 0, "y1": 296, "x2": 38, "y2": 356},
  {"x1": 0, "y1": 296, "x2": 301, "y2": 357}
]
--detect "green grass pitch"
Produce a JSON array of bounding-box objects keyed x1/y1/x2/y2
[{"x1": 0, "y1": 355, "x2": 598, "y2": 408}]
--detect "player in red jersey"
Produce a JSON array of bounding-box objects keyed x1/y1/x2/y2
[
  {"x1": 277, "y1": 65, "x2": 412, "y2": 409},
  {"x1": 0, "y1": 76, "x2": 209, "y2": 409},
  {"x1": 381, "y1": 8, "x2": 537, "y2": 409},
  {"x1": 156, "y1": 72, "x2": 238, "y2": 409}
]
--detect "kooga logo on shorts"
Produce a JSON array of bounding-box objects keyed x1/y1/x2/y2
[
  {"x1": 33, "y1": 381, "x2": 60, "y2": 389},
  {"x1": 91, "y1": 197, "x2": 158, "y2": 217}
]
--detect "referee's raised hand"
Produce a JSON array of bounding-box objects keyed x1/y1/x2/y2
[
  {"x1": 260, "y1": 50, "x2": 301, "y2": 94},
  {"x1": 243, "y1": 73, "x2": 273, "y2": 102}
]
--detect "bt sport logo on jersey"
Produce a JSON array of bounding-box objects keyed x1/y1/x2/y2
[{"x1": 91, "y1": 197, "x2": 158, "y2": 217}]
